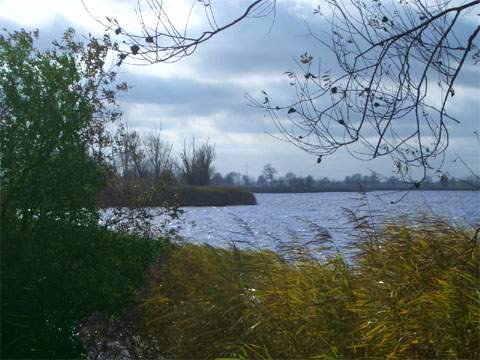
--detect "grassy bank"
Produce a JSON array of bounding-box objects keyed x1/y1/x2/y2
[{"x1": 126, "y1": 219, "x2": 478, "y2": 359}]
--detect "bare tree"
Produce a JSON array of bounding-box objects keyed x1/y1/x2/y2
[
  {"x1": 128, "y1": 131, "x2": 146, "y2": 178},
  {"x1": 262, "y1": 163, "x2": 277, "y2": 185},
  {"x1": 115, "y1": 129, "x2": 131, "y2": 180},
  {"x1": 224, "y1": 171, "x2": 241, "y2": 185},
  {"x1": 179, "y1": 138, "x2": 215, "y2": 186},
  {"x1": 115, "y1": 127, "x2": 146, "y2": 180},
  {"x1": 249, "y1": 0, "x2": 479, "y2": 183},
  {"x1": 285, "y1": 172, "x2": 297, "y2": 187},
  {"x1": 242, "y1": 174, "x2": 252, "y2": 186},
  {"x1": 143, "y1": 127, "x2": 175, "y2": 185}
]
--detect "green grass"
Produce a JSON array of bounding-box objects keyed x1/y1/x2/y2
[{"x1": 136, "y1": 219, "x2": 479, "y2": 359}]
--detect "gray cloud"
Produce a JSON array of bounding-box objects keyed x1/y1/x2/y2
[{"x1": 1, "y1": 2, "x2": 478, "y2": 178}]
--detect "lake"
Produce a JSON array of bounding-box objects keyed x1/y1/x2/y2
[{"x1": 160, "y1": 191, "x2": 479, "y2": 250}]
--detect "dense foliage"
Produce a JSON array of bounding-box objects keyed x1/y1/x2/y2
[
  {"x1": 2, "y1": 222, "x2": 167, "y2": 358},
  {"x1": 137, "y1": 220, "x2": 479, "y2": 359},
  {"x1": 0, "y1": 29, "x2": 107, "y2": 225},
  {"x1": 0, "y1": 30, "x2": 166, "y2": 358}
]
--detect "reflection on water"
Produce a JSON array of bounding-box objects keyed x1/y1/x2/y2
[{"x1": 155, "y1": 191, "x2": 480, "y2": 250}]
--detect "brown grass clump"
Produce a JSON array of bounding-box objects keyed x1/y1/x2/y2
[{"x1": 136, "y1": 220, "x2": 479, "y2": 359}]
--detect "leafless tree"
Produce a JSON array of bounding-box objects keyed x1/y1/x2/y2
[
  {"x1": 115, "y1": 130, "x2": 131, "y2": 180},
  {"x1": 115, "y1": 127, "x2": 146, "y2": 180},
  {"x1": 179, "y1": 138, "x2": 215, "y2": 186},
  {"x1": 128, "y1": 131, "x2": 147, "y2": 178},
  {"x1": 262, "y1": 163, "x2": 277, "y2": 185},
  {"x1": 248, "y1": 0, "x2": 479, "y2": 184},
  {"x1": 143, "y1": 127, "x2": 175, "y2": 184}
]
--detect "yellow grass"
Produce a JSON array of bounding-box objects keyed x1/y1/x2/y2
[{"x1": 137, "y1": 219, "x2": 479, "y2": 359}]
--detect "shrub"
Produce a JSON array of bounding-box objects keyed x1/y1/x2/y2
[
  {"x1": 1, "y1": 219, "x2": 168, "y2": 359},
  {"x1": 137, "y1": 220, "x2": 479, "y2": 359}
]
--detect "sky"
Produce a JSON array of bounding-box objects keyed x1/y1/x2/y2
[{"x1": 1, "y1": 0, "x2": 479, "y2": 179}]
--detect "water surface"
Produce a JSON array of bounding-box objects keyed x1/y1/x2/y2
[{"x1": 160, "y1": 191, "x2": 479, "y2": 250}]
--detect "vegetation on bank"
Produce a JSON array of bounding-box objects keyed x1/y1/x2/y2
[
  {"x1": 171, "y1": 186, "x2": 257, "y2": 206},
  {"x1": 1, "y1": 221, "x2": 168, "y2": 358},
  {"x1": 0, "y1": 29, "x2": 170, "y2": 359},
  {"x1": 105, "y1": 127, "x2": 479, "y2": 204},
  {"x1": 98, "y1": 184, "x2": 257, "y2": 207},
  {"x1": 107, "y1": 220, "x2": 477, "y2": 359}
]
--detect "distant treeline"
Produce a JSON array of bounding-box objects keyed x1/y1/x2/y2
[
  {"x1": 101, "y1": 130, "x2": 478, "y2": 206},
  {"x1": 211, "y1": 164, "x2": 480, "y2": 193}
]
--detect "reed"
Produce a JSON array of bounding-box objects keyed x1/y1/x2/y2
[{"x1": 137, "y1": 218, "x2": 479, "y2": 359}]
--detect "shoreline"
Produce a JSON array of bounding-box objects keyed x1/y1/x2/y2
[{"x1": 250, "y1": 187, "x2": 479, "y2": 194}]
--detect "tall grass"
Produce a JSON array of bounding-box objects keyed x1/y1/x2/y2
[{"x1": 137, "y1": 219, "x2": 479, "y2": 359}]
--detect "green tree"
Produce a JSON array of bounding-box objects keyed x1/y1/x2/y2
[
  {"x1": 0, "y1": 29, "x2": 164, "y2": 359},
  {"x1": 0, "y1": 29, "x2": 122, "y2": 225}
]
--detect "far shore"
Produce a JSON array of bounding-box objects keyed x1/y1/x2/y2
[
  {"x1": 249, "y1": 186, "x2": 479, "y2": 194},
  {"x1": 98, "y1": 185, "x2": 257, "y2": 208}
]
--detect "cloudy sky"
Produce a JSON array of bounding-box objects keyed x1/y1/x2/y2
[{"x1": 1, "y1": 0, "x2": 478, "y2": 179}]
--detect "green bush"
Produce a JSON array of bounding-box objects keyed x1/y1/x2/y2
[
  {"x1": 1, "y1": 219, "x2": 168, "y2": 359},
  {"x1": 137, "y1": 220, "x2": 479, "y2": 359}
]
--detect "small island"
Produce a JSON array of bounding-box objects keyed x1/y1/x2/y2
[
  {"x1": 170, "y1": 186, "x2": 257, "y2": 206},
  {"x1": 98, "y1": 185, "x2": 257, "y2": 207}
]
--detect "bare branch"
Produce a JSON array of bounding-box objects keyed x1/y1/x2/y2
[
  {"x1": 251, "y1": 0, "x2": 479, "y2": 183},
  {"x1": 83, "y1": 0, "x2": 274, "y2": 65}
]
